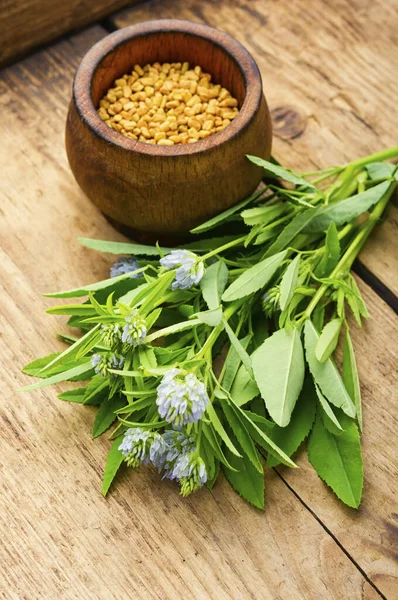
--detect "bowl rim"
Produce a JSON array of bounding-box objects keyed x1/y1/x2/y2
[{"x1": 72, "y1": 19, "x2": 264, "y2": 156}]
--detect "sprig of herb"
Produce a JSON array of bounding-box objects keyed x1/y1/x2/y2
[{"x1": 21, "y1": 146, "x2": 398, "y2": 509}]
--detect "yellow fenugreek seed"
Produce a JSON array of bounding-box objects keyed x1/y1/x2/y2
[
  {"x1": 134, "y1": 64, "x2": 144, "y2": 76},
  {"x1": 157, "y1": 138, "x2": 174, "y2": 146}
]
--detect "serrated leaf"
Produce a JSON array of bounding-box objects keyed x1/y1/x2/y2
[
  {"x1": 22, "y1": 353, "x2": 61, "y2": 377},
  {"x1": 230, "y1": 363, "x2": 259, "y2": 406},
  {"x1": 264, "y1": 210, "x2": 317, "y2": 257},
  {"x1": 304, "y1": 319, "x2": 356, "y2": 418},
  {"x1": 315, "y1": 318, "x2": 342, "y2": 363},
  {"x1": 83, "y1": 375, "x2": 110, "y2": 405},
  {"x1": 279, "y1": 255, "x2": 300, "y2": 310},
  {"x1": 307, "y1": 413, "x2": 363, "y2": 508},
  {"x1": 343, "y1": 329, "x2": 362, "y2": 432},
  {"x1": 92, "y1": 395, "x2": 126, "y2": 438},
  {"x1": 102, "y1": 436, "x2": 125, "y2": 496},
  {"x1": 200, "y1": 260, "x2": 229, "y2": 310},
  {"x1": 38, "y1": 325, "x2": 100, "y2": 375},
  {"x1": 19, "y1": 361, "x2": 93, "y2": 391},
  {"x1": 191, "y1": 188, "x2": 265, "y2": 233},
  {"x1": 315, "y1": 222, "x2": 340, "y2": 277},
  {"x1": 221, "y1": 402, "x2": 263, "y2": 472},
  {"x1": 241, "y1": 204, "x2": 286, "y2": 226},
  {"x1": 252, "y1": 327, "x2": 305, "y2": 427},
  {"x1": 247, "y1": 155, "x2": 316, "y2": 189},
  {"x1": 202, "y1": 423, "x2": 238, "y2": 471},
  {"x1": 46, "y1": 304, "x2": 96, "y2": 316},
  {"x1": 79, "y1": 237, "x2": 169, "y2": 256},
  {"x1": 222, "y1": 251, "x2": 287, "y2": 302},
  {"x1": 57, "y1": 388, "x2": 87, "y2": 403},
  {"x1": 303, "y1": 181, "x2": 392, "y2": 232},
  {"x1": 267, "y1": 376, "x2": 317, "y2": 467},
  {"x1": 223, "y1": 430, "x2": 264, "y2": 509},
  {"x1": 44, "y1": 269, "x2": 146, "y2": 298},
  {"x1": 222, "y1": 333, "x2": 252, "y2": 392},
  {"x1": 146, "y1": 318, "x2": 202, "y2": 343},
  {"x1": 315, "y1": 382, "x2": 344, "y2": 435}
]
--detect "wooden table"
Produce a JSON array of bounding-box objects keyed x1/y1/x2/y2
[{"x1": 1, "y1": 1, "x2": 397, "y2": 598}]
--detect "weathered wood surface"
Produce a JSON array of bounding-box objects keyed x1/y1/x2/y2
[
  {"x1": 0, "y1": 27, "x2": 385, "y2": 600},
  {"x1": 0, "y1": 0, "x2": 141, "y2": 68},
  {"x1": 114, "y1": 0, "x2": 398, "y2": 296},
  {"x1": 0, "y1": 1, "x2": 397, "y2": 598}
]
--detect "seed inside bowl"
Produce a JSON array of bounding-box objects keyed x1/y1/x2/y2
[{"x1": 97, "y1": 62, "x2": 240, "y2": 145}]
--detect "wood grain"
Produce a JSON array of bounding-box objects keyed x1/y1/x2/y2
[
  {"x1": 0, "y1": 0, "x2": 141, "y2": 68},
  {"x1": 66, "y1": 20, "x2": 271, "y2": 237},
  {"x1": 113, "y1": 0, "x2": 398, "y2": 295},
  {"x1": 0, "y1": 27, "x2": 383, "y2": 600}
]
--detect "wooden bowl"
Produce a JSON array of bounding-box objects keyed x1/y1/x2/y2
[{"x1": 66, "y1": 19, "x2": 272, "y2": 239}]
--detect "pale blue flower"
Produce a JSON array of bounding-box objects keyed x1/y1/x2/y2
[
  {"x1": 122, "y1": 309, "x2": 147, "y2": 347},
  {"x1": 110, "y1": 257, "x2": 140, "y2": 278},
  {"x1": 154, "y1": 428, "x2": 196, "y2": 478},
  {"x1": 160, "y1": 250, "x2": 204, "y2": 290},
  {"x1": 156, "y1": 369, "x2": 209, "y2": 425},
  {"x1": 119, "y1": 427, "x2": 153, "y2": 468},
  {"x1": 91, "y1": 352, "x2": 124, "y2": 377},
  {"x1": 173, "y1": 452, "x2": 207, "y2": 496}
]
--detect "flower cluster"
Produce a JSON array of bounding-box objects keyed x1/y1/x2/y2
[
  {"x1": 119, "y1": 426, "x2": 207, "y2": 495},
  {"x1": 110, "y1": 257, "x2": 140, "y2": 278},
  {"x1": 91, "y1": 352, "x2": 124, "y2": 377},
  {"x1": 122, "y1": 309, "x2": 147, "y2": 347},
  {"x1": 262, "y1": 286, "x2": 280, "y2": 317},
  {"x1": 156, "y1": 368, "x2": 209, "y2": 426},
  {"x1": 160, "y1": 250, "x2": 204, "y2": 290}
]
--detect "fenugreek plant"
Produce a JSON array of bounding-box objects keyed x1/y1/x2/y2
[{"x1": 21, "y1": 147, "x2": 398, "y2": 508}]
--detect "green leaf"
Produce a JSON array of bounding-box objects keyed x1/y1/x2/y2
[
  {"x1": 57, "y1": 388, "x2": 87, "y2": 403},
  {"x1": 223, "y1": 430, "x2": 264, "y2": 509},
  {"x1": 83, "y1": 375, "x2": 110, "y2": 405},
  {"x1": 307, "y1": 412, "x2": 363, "y2": 508},
  {"x1": 237, "y1": 408, "x2": 296, "y2": 467},
  {"x1": 241, "y1": 204, "x2": 286, "y2": 227},
  {"x1": 222, "y1": 251, "x2": 287, "y2": 302},
  {"x1": 185, "y1": 235, "x2": 241, "y2": 252},
  {"x1": 146, "y1": 318, "x2": 202, "y2": 343},
  {"x1": 303, "y1": 181, "x2": 392, "y2": 232},
  {"x1": 18, "y1": 361, "x2": 93, "y2": 391},
  {"x1": 221, "y1": 402, "x2": 263, "y2": 472},
  {"x1": 365, "y1": 162, "x2": 398, "y2": 181},
  {"x1": 23, "y1": 353, "x2": 61, "y2": 377},
  {"x1": 266, "y1": 376, "x2": 316, "y2": 467},
  {"x1": 252, "y1": 327, "x2": 305, "y2": 427},
  {"x1": 343, "y1": 329, "x2": 362, "y2": 432},
  {"x1": 279, "y1": 255, "x2": 300, "y2": 310},
  {"x1": 206, "y1": 402, "x2": 241, "y2": 457},
  {"x1": 315, "y1": 222, "x2": 340, "y2": 277},
  {"x1": 222, "y1": 319, "x2": 253, "y2": 378},
  {"x1": 264, "y1": 210, "x2": 317, "y2": 257},
  {"x1": 44, "y1": 269, "x2": 147, "y2": 298},
  {"x1": 138, "y1": 346, "x2": 158, "y2": 370},
  {"x1": 93, "y1": 395, "x2": 126, "y2": 438},
  {"x1": 315, "y1": 318, "x2": 342, "y2": 363},
  {"x1": 230, "y1": 363, "x2": 259, "y2": 406},
  {"x1": 46, "y1": 304, "x2": 96, "y2": 316},
  {"x1": 222, "y1": 333, "x2": 252, "y2": 392},
  {"x1": 194, "y1": 307, "x2": 223, "y2": 327},
  {"x1": 191, "y1": 188, "x2": 265, "y2": 233},
  {"x1": 315, "y1": 382, "x2": 344, "y2": 435},
  {"x1": 102, "y1": 436, "x2": 124, "y2": 496},
  {"x1": 79, "y1": 237, "x2": 169, "y2": 256},
  {"x1": 39, "y1": 325, "x2": 100, "y2": 374},
  {"x1": 304, "y1": 319, "x2": 356, "y2": 418},
  {"x1": 247, "y1": 155, "x2": 316, "y2": 189},
  {"x1": 200, "y1": 260, "x2": 229, "y2": 310},
  {"x1": 202, "y1": 422, "x2": 238, "y2": 471}
]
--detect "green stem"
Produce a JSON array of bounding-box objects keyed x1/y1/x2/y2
[
  {"x1": 200, "y1": 235, "x2": 247, "y2": 262},
  {"x1": 300, "y1": 182, "x2": 396, "y2": 320},
  {"x1": 345, "y1": 145, "x2": 398, "y2": 170}
]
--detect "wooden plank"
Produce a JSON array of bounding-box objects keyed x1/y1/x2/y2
[
  {"x1": 278, "y1": 280, "x2": 398, "y2": 599},
  {"x1": 0, "y1": 29, "x2": 378, "y2": 600},
  {"x1": 112, "y1": 0, "x2": 398, "y2": 296},
  {"x1": 0, "y1": 0, "x2": 141, "y2": 68},
  {"x1": 111, "y1": 3, "x2": 398, "y2": 596}
]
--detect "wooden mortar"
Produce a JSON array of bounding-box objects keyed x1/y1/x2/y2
[{"x1": 66, "y1": 19, "x2": 272, "y2": 239}]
